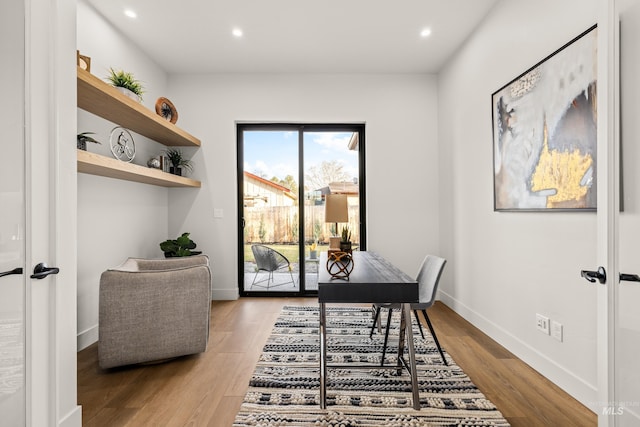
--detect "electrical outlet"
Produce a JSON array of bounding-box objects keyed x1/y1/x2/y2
[
  {"x1": 536, "y1": 314, "x2": 550, "y2": 334},
  {"x1": 551, "y1": 320, "x2": 563, "y2": 342}
]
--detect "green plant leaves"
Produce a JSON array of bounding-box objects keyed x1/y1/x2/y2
[
  {"x1": 159, "y1": 232, "x2": 201, "y2": 257},
  {"x1": 106, "y1": 68, "x2": 144, "y2": 100}
]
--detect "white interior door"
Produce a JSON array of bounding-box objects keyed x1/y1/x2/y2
[
  {"x1": 616, "y1": 0, "x2": 640, "y2": 424},
  {"x1": 25, "y1": 0, "x2": 81, "y2": 423},
  {"x1": 592, "y1": 1, "x2": 640, "y2": 425},
  {"x1": 0, "y1": 0, "x2": 26, "y2": 424},
  {"x1": 1, "y1": 0, "x2": 81, "y2": 425}
]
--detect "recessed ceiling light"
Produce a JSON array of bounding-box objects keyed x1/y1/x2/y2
[
  {"x1": 124, "y1": 9, "x2": 137, "y2": 19},
  {"x1": 232, "y1": 28, "x2": 243, "y2": 38},
  {"x1": 420, "y1": 28, "x2": 432, "y2": 38}
]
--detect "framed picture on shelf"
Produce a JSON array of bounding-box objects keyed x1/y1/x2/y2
[
  {"x1": 492, "y1": 25, "x2": 597, "y2": 211},
  {"x1": 77, "y1": 50, "x2": 91, "y2": 72}
]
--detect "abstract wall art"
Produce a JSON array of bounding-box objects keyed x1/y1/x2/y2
[{"x1": 492, "y1": 25, "x2": 597, "y2": 211}]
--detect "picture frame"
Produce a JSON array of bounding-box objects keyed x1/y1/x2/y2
[
  {"x1": 77, "y1": 50, "x2": 91, "y2": 72},
  {"x1": 492, "y1": 25, "x2": 597, "y2": 211}
]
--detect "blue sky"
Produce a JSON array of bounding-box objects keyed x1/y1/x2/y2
[{"x1": 243, "y1": 130, "x2": 359, "y2": 182}]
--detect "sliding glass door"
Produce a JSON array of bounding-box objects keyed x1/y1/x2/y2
[{"x1": 238, "y1": 124, "x2": 365, "y2": 296}]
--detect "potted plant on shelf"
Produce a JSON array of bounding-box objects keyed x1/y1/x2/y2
[
  {"x1": 77, "y1": 132, "x2": 101, "y2": 150},
  {"x1": 164, "y1": 148, "x2": 193, "y2": 176},
  {"x1": 106, "y1": 68, "x2": 144, "y2": 102},
  {"x1": 159, "y1": 232, "x2": 202, "y2": 257},
  {"x1": 340, "y1": 226, "x2": 352, "y2": 253}
]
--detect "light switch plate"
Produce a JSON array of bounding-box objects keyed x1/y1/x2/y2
[{"x1": 551, "y1": 320, "x2": 563, "y2": 342}]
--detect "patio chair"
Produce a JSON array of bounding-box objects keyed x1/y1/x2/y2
[
  {"x1": 250, "y1": 244, "x2": 295, "y2": 289},
  {"x1": 370, "y1": 254, "x2": 448, "y2": 366}
]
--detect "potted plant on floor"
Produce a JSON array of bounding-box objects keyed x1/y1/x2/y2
[
  {"x1": 159, "y1": 232, "x2": 202, "y2": 257},
  {"x1": 164, "y1": 148, "x2": 194, "y2": 176},
  {"x1": 106, "y1": 68, "x2": 144, "y2": 102}
]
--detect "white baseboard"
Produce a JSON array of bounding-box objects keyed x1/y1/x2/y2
[
  {"x1": 58, "y1": 405, "x2": 82, "y2": 427},
  {"x1": 437, "y1": 290, "x2": 598, "y2": 413},
  {"x1": 77, "y1": 324, "x2": 98, "y2": 351},
  {"x1": 212, "y1": 288, "x2": 239, "y2": 300}
]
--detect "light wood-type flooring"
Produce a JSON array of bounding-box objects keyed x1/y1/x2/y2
[{"x1": 77, "y1": 298, "x2": 596, "y2": 426}]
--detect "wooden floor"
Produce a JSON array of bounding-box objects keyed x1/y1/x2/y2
[{"x1": 77, "y1": 298, "x2": 596, "y2": 426}]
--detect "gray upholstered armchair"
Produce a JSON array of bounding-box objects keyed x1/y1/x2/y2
[{"x1": 98, "y1": 255, "x2": 212, "y2": 369}]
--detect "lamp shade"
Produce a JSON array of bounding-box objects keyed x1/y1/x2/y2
[{"x1": 325, "y1": 194, "x2": 348, "y2": 223}]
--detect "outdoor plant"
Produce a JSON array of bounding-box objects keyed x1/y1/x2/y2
[
  {"x1": 106, "y1": 68, "x2": 144, "y2": 101},
  {"x1": 164, "y1": 148, "x2": 194, "y2": 175},
  {"x1": 159, "y1": 232, "x2": 202, "y2": 257}
]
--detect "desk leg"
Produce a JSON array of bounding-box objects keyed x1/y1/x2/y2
[
  {"x1": 402, "y1": 303, "x2": 420, "y2": 410},
  {"x1": 397, "y1": 306, "x2": 407, "y2": 375},
  {"x1": 319, "y1": 302, "x2": 327, "y2": 409}
]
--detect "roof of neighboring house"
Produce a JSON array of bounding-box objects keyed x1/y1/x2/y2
[{"x1": 244, "y1": 171, "x2": 297, "y2": 200}]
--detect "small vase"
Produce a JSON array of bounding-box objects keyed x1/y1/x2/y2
[
  {"x1": 169, "y1": 166, "x2": 182, "y2": 176},
  {"x1": 114, "y1": 86, "x2": 140, "y2": 102},
  {"x1": 340, "y1": 242, "x2": 352, "y2": 253}
]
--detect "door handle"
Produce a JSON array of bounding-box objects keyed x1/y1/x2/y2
[
  {"x1": 0, "y1": 267, "x2": 23, "y2": 278},
  {"x1": 30, "y1": 263, "x2": 60, "y2": 280},
  {"x1": 581, "y1": 266, "x2": 606, "y2": 284},
  {"x1": 620, "y1": 273, "x2": 640, "y2": 283}
]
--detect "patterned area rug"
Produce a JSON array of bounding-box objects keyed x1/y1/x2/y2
[{"x1": 233, "y1": 306, "x2": 510, "y2": 426}]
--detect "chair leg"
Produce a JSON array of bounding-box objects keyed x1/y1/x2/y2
[
  {"x1": 288, "y1": 269, "x2": 295, "y2": 286},
  {"x1": 381, "y1": 308, "x2": 393, "y2": 366},
  {"x1": 413, "y1": 309, "x2": 425, "y2": 339},
  {"x1": 422, "y1": 309, "x2": 447, "y2": 366},
  {"x1": 370, "y1": 306, "x2": 381, "y2": 338},
  {"x1": 250, "y1": 271, "x2": 260, "y2": 289},
  {"x1": 267, "y1": 271, "x2": 273, "y2": 289}
]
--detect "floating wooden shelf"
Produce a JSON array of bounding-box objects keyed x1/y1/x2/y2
[
  {"x1": 77, "y1": 67, "x2": 200, "y2": 147},
  {"x1": 77, "y1": 150, "x2": 201, "y2": 188}
]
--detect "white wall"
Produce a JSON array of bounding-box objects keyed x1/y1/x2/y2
[
  {"x1": 76, "y1": 0, "x2": 172, "y2": 349},
  {"x1": 437, "y1": 0, "x2": 598, "y2": 409},
  {"x1": 166, "y1": 73, "x2": 440, "y2": 299}
]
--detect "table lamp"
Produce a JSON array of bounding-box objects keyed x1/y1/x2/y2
[{"x1": 325, "y1": 194, "x2": 348, "y2": 251}]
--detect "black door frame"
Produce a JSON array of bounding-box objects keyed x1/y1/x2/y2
[{"x1": 237, "y1": 123, "x2": 366, "y2": 297}]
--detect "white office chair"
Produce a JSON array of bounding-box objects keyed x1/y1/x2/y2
[{"x1": 370, "y1": 255, "x2": 448, "y2": 366}]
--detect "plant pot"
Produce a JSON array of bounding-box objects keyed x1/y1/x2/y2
[
  {"x1": 169, "y1": 166, "x2": 182, "y2": 176},
  {"x1": 340, "y1": 242, "x2": 352, "y2": 252},
  {"x1": 77, "y1": 140, "x2": 87, "y2": 151},
  {"x1": 164, "y1": 250, "x2": 202, "y2": 258},
  {"x1": 309, "y1": 250, "x2": 318, "y2": 260},
  {"x1": 114, "y1": 86, "x2": 140, "y2": 102}
]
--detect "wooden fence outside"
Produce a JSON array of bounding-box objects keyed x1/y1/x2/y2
[{"x1": 244, "y1": 205, "x2": 359, "y2": 244}]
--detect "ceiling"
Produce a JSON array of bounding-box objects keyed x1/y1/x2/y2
[{"x1": 84, "y1": 0, "x2": 499, "y2": 74}]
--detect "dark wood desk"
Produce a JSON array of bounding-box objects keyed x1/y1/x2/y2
[{"x1": 317, "y1": 251, "x2": 420, "y2": 410}]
